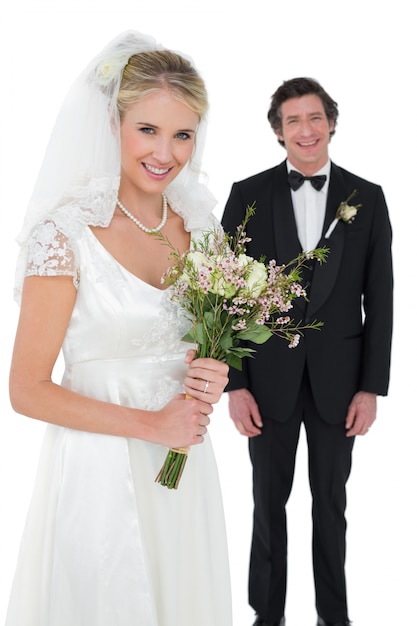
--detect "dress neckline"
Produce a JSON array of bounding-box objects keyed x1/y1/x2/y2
[{"x1": 86, "y1": 226, "x2": 171, "y2": 292}]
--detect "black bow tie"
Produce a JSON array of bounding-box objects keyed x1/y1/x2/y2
[{"x1": 288, "y1": 169, "x2": 327, "y2": 191}]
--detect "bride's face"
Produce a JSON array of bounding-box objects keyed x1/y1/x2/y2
[{"x1": 119, "y1": 88, "x2": 199, "y2": 196}]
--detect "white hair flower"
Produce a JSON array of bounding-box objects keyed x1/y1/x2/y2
[{"x1": 95, "y1": 53, "x2": 131, "y2": 86}]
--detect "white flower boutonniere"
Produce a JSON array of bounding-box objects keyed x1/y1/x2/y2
[{"x1": 325, "y1": 190, "x2": 362, "y2": 239}]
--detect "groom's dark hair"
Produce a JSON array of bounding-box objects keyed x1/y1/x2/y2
[{"x1": 268, "y1": 77, "x2": 339, "y2": 147}]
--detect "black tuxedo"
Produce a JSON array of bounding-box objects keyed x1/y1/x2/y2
[
  {"x1": 222, "y1": 160, "x2": 393, "y2": 422},
  {"x1": 221, "y1": 160, "x2": 393, "y2": 622}
]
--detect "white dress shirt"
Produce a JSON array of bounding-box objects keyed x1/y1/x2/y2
[{"x1": 287, "y1": 160, "x2": 331, "y2": 252}]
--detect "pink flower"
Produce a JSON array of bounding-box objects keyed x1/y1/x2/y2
[{"x1": 288, "y1": 334, "x2": 300, "y2": 349}]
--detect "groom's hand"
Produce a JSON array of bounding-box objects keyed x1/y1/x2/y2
[
  {"x1": 227, "y1": 388, "x2": 263, "y2": 437},
  {"x1": 345, "y1": 391, "x2": 377, "y2": 437}
]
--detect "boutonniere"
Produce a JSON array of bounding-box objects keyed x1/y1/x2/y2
[{"x1": 325, "y1": 190, "x2": 362, "y2": 239}]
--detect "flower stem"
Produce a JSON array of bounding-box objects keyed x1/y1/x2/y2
[
  {"x1": 155, "y1": 395, "x2": 192, "y2": 490},
  {"x1": 155, "y1": 448, "x2": 188, "y2": 489}
]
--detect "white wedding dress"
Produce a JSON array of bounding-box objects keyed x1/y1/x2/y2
[{"x1": 5, "y1": 219, "x2": 232, "y2": 626}]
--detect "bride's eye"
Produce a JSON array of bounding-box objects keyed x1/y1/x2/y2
[{"x1": 176, "y1": 132, "x2": 192, "y2": 140}]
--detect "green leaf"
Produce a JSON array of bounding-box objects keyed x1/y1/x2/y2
[
  {"x1": 220, "y1": 331, "x2": 234, "y2": 351},
  {"x1": 194, "y1": 322, "x2": 206, "y2": 346},
  {"x1": 203, "y1": 310, "x2": 215, "y2": 329},
  {"x1": 181, "y1": 330, "x2": 196, "y2": 344},
  {"x1": 237, "y1": 327, "x2": 272, "y2": 344},
  {"x1": 229, "y1": 346, "x2": 256, "y2": 358},
  {"x1": 226, "y1": 353, "x2": 243, "y2": 370}
]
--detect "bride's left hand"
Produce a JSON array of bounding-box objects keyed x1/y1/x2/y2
[{"x1": 183, "y1": 350, "x2": 229, "y2": 403}]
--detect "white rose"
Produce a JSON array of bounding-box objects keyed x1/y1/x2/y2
[
  {"x1": 210, "y1": 270, "x2": 237, "y2": 297},
  {"x1": 245, "y1": 260, "x2": 268, "y2": 297},
  {"x1": 236, "y1": 253, "x2": 252, "y2": 268},
  {"x1": 339, "y1": 204, "x2": 358, "y2": 222},
  {"x1": 187, "y1": 251, "x2": 210, "y2": 271},
  {"x1": 180, "y1": 251, "x2": 209, "y2": 285},
  {"x1": 95, "y1": 54, "x2": 130, "y2": 86}
]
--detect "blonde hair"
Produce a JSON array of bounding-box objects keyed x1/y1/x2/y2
[{"x1": 117, "y1": 50, "x2": 208, "y2": 120}]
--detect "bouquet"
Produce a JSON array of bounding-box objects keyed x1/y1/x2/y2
[{"x1": 155, "y1": 204, "x2": 328, "y2": 488}]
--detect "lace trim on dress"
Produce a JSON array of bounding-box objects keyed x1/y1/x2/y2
[
  {"x1": 17, "y1": 176, "x2": 120, "y2": 246},
  {"x1": 24, "y1": 219, "x2": 80, "y2": 289},
  {"x1": 135, "y1": 290, "x2": 193, "y2": 354},
  {"x1": 17, "y1": 187, "x2": 221, "y2": 305},
  {"x1": 165, "y1": 179, "x2": 216, "y2": 232}
]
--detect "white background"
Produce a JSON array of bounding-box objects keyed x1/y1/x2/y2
[{"x1": 0, "y1": 2, "x2": 415, "y2": 624}]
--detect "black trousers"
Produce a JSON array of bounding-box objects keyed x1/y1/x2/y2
[{"x1": 248, "y1": 371, "x2": 355, "y2": 623}]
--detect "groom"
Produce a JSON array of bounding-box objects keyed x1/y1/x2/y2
[{"x1": 221, "y1": 77, "x2": 393, "y2": 626}]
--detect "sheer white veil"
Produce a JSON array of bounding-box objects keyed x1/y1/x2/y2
[{"x1": 14, "y1": 30, "x2": 216, "y2": 302}]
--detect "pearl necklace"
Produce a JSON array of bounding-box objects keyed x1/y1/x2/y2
[{"x1": 116, "y1": 193, "x2": 167, "y2": 234}]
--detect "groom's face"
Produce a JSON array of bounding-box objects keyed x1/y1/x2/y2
[{"x1": 275, "y1": 94, "x2": 334, "y2": 176}]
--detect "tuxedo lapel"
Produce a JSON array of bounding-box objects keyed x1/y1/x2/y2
[
  {"x1": 306, "y1": 163, "x2": 348, "y2": 319},
  {"x1": 270, "y1": 163, "x2": 306, "y2": 314},
  {"x1": 269, "y1": 162, "x2": 352, "y2": 319},
  {"x1": 271, "y1": 163, "x2": 302, "y2": 265}
]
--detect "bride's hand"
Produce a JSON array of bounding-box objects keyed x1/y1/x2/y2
[
  {"x1": 154, "y1": 394, "x2": 211, "y2": 448},
  {"x1": 183, "y1": 351, "x2": 229, "y2": 403}
]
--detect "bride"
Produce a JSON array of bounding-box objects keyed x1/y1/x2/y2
[{"x1": 6, "y1": 30, "x2": 232, "y2": 626}]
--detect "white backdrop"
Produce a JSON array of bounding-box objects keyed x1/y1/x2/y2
[{"x1": 0, "y1": 2, "x2": 415, "y2": 625}]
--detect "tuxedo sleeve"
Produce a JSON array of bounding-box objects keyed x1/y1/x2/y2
[
  {"x1": 221, "y1": 183, "x2": 249, "y2": 239},
  {"x1": 221, "y1": 183, "x2": 251, "y2": 392},
  {"x1": 360, "y1": 186, "x2": 393, "y2": 395}
]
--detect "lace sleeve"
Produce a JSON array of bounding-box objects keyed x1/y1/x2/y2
[{"x1": 25, "y1": 219, "x2": 80, "y2": 288}]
